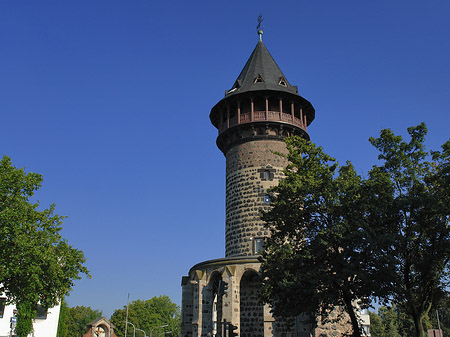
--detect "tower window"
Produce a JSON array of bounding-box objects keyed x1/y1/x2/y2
[
  {"x1": 254, "y1": 74, "x2": 264, "y2": 83},
  {"x1": 253, "y1": 238, "x2": 264, "y2": 255},
  {"x1": 278, "y1": 77, "x2": 287, "y2": 87},
  {"x1": 264, "y1": 194, "x2": 271, "y2": 203},
  {"x1": 35, "y1": 304, "x2": 47, "y2": 319},
  {"x1": 259, "y1": 168, "x2": 274, "y2": 181}
]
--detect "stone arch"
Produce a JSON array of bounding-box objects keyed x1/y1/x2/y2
[
  {"x1": 240, "y1": 270, "x2": 264, "y2": 337},
  {"x1": 203, "y1": 271, "x2": 223, "y2": 337},
  {"x1": 94, "y1": 324, "x2": 108, "y2": 337},
  {"x1": 85, "y1": 317, "x2": 116, "y2": 337}
]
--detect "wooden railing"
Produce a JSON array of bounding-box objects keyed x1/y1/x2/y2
[{"x1": 219, "y1": 110, "x2": 306, "y2": 133}]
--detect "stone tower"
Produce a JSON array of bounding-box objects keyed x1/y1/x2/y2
[
  {"x1": 181, "y1": 33, "x2": 315, "y2": 337},
  {"x1": 210, "y1": 36, "x2": 314, "y2": 259}
]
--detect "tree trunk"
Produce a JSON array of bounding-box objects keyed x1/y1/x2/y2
[
  {"x1": 342, "y1": 290, "x2": 361, "y2": 337},
  {"x1": 412, "y1": 313, "x2": 425, "y2": 337}
]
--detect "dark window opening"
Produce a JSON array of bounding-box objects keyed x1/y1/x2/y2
[
  {"x1": 281, "y1": 99, "x2": 289, "y2": 113},
  {"x1": 254, "y1": 74, "x2": 264, "y2": 83},
  {"x1": 35, "y1": 304, "x2": 47, "y2": 319},
  {"x1": 229, "y1": 102, "x2": 238, "y2": 120},
  {"x1": 268, "y1": 98, "x2": 278, "y2": 112},
  {"x1": 278, "y1": 77, "x2": 287, "y2": 87},
  {"x1": 254, "y1": 98, "x2": 265, "y2": 112},
  {"x1": 0, "y1": 298, "x2": 6, "y2": 318},
  {"x1": 241, "y1": 99, "x2": 251, "y2": 114}
]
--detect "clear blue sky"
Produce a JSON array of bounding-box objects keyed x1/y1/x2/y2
[{"x1": 1, "y1": 0, "x2": 449, "y2": 318}]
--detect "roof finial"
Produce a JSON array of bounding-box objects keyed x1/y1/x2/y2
[{"x1": 257, "y1": 14, "x2": 264, "y2": 41}]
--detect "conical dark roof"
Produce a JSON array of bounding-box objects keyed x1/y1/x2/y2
[
  {"x1": 210, "y1": 37, "x2": 315, "y2": 132},
  {"x1": 225, "y1": 40, "x2": 299, "y2": 97}
]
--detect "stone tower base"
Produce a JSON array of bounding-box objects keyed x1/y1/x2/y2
[
  {"x1": 181, "y1": 257, "x2": 313, "y2": 337},
  {"x1": 181, "y1": 257, "x2": 354, "y2": 337}
]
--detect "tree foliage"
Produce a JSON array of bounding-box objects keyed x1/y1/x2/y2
[
  {"x1": 369, "y1": 306, "x2": 409, "y2": 337},
  {"x1": 57, "y1": 298, "x2": 69, "y2": 337},
  {"x1": 430, "y1": 295, "x2": 450, "y2": 337},
  {"x1": 369, "y1": 124, "x2": 450, "y2": 337},
  {"x1": 0, "y1": 155, "x2": 90, "y2": 337},
  {"x1": 369, "y1": 304, "x2": 438, "y2": 337},
  {"x1": 110, "y1": 296, "x2": 180, "y2": 337},
  {"x1": 370, "y1": 299, "x2": 450, "y2": 337},
  {"x1": 261, "y1": 124, "x2": 450, "y2": 337},
  {"x1": 57, "y1": 298, "x2": 103, "y2": 337},
  {"x1": 261, "y1": 137, "x2": 386, "y2": 337}
]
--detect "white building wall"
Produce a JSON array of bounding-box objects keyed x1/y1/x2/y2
[
  {"x1": 0, "y1": 304, "x2": 17, "y2": 337},
  {"x1": 31, "y1": 304, "x2": 60, "y2": 337},
  {"x1": 0, "y1": 302, "x2": 60, "y2": 337},
  {"x1": 359, "y1": 309, "x2": 371, "y2": 337}
]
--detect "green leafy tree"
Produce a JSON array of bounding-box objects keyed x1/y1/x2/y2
[
  {"x1": 427, "y1": 294, "x2": 450, "y2": 336},
  {"x1": 395, "y1": 305, "x2": 426, "y2": 337},
  {"x1": 368, "y1": 124, "x2": 450, "y2": 337},
  {"x1": 381, "y1": 306, "x2": 404, "y2": 337},
  {"x1": 0, "y1": 155, "x2": 90, "y2": 337},
  {"x1": 110, "y1": 296, "x2": 180, "y2": 337},
  {"x1": 57, "y1": 300, "x2": 102, "y2": 337},
  {"x1": 261, "y1": 124, "x2": 450, "y2": 337},
  {"x1": 369, "y1": 306, "x2": 402, "y2": 337},
  {"x1": 368, "y1": 311, "x2": 385, "y2": 337},
  {"x1": 57, "y1": 297, "x2": 69, "y2": 337},
  {"x1": 369, "y1": 305, "x2": 434, "y2": 337},
  {"x1": 261, "y1": 137, "x2": 388, "y2": 337}
]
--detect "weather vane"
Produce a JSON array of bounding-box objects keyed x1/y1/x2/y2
[{"x1": 257, "y1": 14, "x2": 264, "y2": 41}]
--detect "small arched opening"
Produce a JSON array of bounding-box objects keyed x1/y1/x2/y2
[{"x1": 205, "y1": 272, "x2": 223, "y2": 337}]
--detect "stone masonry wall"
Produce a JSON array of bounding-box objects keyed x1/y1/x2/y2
[
  {"x1": 240, "y1": 272, "x2": 264, "y2": 337},
  {"x1": 225, "y1": 139, "x2": 288, "y2": 257},
  {"x1": 181, "y1": 259, "x2": 352, "y2": 337},
  {"x1": 181, "y1": 259, "x2": 297, "y2": 337}
]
